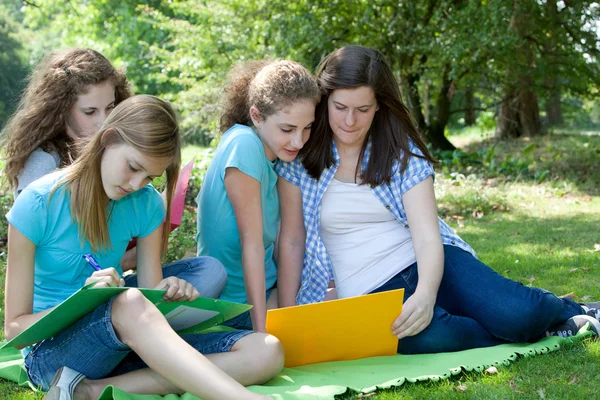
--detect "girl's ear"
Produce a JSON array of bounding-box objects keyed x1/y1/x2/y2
[
  {"x1": 249, "y1": 106, "x2": 262, "y2": 127},
  {"x1": 100, "y1": 128, "x2": 118, "y2": 147}
]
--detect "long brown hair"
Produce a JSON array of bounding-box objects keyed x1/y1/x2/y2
[
  {"x1": 1, "y1": 48, "x2": 131, "y2": 189},
  {"x1": 301, "y1": 46, "x2": 435, "y2": 186},
  {"x1": 220, "y1": 59, "x2": 322, "y2": 132},
  {"x1": 57, "y1": 95, "x2": 180, "y2": 257}
]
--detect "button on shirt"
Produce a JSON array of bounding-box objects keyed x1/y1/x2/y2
[{"x1": 275, "y1": 140, "x2": 476, "y2": 305}]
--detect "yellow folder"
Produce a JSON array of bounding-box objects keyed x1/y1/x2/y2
[{"x1": 266, "y1": 288, "x2": 404, "y2": 367}]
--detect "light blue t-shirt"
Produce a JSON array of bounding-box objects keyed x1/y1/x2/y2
[
  {"x1": 196, "y1": 124, "x2": 278, "y2": 304},
  {"x1": 6, "y1": 171, "x2": 165, "y2": 314}
]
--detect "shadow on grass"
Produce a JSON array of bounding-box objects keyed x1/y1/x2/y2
[{"x1": 449, "y1": 211, "x2": 600, "y2": 300}]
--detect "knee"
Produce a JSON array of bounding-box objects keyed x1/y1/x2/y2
[
  {"x1": 206, "y1": 257, "x2": 227, "y2": 293},
  {"x1": 259, "y1": 334, "x2": 285, "y2": 380},
  {"x1": 111, "y1": 289, "x2": 162, "y2": 344},
  {"x1": 186, "y1": 257, "x2": 227, "y2": 298},
  {"x1": 491, "y1": 303, "x2": 548, "y2": 342},
  {"x1": 239, "y1": 333, "x2": 284, "y2": 383}
]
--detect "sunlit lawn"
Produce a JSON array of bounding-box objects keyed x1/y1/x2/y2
[{"x1": 1, "y1": 129, "x2": 599, "y2": 399}]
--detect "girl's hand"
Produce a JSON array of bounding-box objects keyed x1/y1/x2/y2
[
  {"x1": 85, "y1": 268, "x2": 125, "y2": 288},
  {"x1": 155, "y1": 277, "x2": 200, "y2": 302},
  {"x1": 391, "y1": 290, "x2": 435, "y2": 339}
]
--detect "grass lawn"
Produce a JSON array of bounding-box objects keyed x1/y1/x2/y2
[{"x1": 0, "y1": 129, "x2": 599, "y2": 399}]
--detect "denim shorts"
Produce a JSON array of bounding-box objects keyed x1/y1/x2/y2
[
  {"x1": 24, "y1": 296, "x2": 253, "y2": 391},
  {"x1": 222, "y1": 288, "x2": 274, "y2": 330}
]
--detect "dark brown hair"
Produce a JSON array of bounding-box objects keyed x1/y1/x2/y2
[
  {"x1": 1, "y1": 48, "x2": 131, "y2": 189},
  {"x1": 301, "y1": 46, "x2": 435, "y2": 186},
  {"x1": 220, "y1": 59, "x2": 321, "y2": 133}
]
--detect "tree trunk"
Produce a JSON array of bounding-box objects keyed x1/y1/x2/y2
[
  {"x1": 423, "y1": 79, "x2": 430, "y2": 125},
  {"x1": 544, "y1": 0, "x2": 563, "y2": 126},
  {"x1": 495, "y1": 0, "x2": 541, "y2": 139},
  {"x1": 496, "y1": 90, "x2": 520, "y2": 139},
  {"x1": 464, "y1": 88, "x2": 476, "y2": 126},
  {"x1": 518, "y1": 86, "x2": 541, "y2": 137},
  {"x1": 546, "y1": 87, "x2": 563, "y2": 126},
  {"x1": 402, "y1": 72, "x2": 456, "y2": 150}
]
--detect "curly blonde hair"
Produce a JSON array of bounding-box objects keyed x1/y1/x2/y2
[
  {"x1": 220, "y1": 59, "x2": 322, "y2": 133},
  {"x1": 1, "y1": 48, "x2": 131, "y2": 189}
]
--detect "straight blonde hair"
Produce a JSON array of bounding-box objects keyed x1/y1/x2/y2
[{"x1": 56, "y1": 95, "x2": 181, "y2": 257}]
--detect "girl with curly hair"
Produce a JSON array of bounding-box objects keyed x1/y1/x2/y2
[
  {"x1": 196, "y1": 60, "x2": 322, "y2": 332},
  {"x1": 1, "y1": 48, "x2": 131, "y2": 198}
]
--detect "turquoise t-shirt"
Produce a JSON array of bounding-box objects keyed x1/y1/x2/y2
[
  {"x1": 6, "y1": 171, "x2": 165, "y2": 313},
  {"x1": 196, "y1": 124, "x2": 278, "y2": 304}
]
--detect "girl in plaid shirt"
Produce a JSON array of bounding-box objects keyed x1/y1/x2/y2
[{"x1": 276, "y1": 46, "x2": 600, "y2": 354}]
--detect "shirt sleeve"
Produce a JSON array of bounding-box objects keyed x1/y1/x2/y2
[
  {"x1": 138, "y1": 186, "x2": 166, "y2": 238},
  {"x1": 399, "y1": 142, "x2": 435, "y2": 196},
  {"x1": 6, "y1": 187, "x2": 48, "y2": 245},
  {"x1": 275, "y1": 158, "x2": 302, "y2": 187},
  {"x1": 16, "y1": 149, "x2": 60, "y2": 197},
  {"x1": 220, "y1": 133, "x2": 264, "y2": 183}
]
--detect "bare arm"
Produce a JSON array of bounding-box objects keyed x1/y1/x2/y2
[
  {"x1": 225, "y1": 167, "x2": 268, "y2": 332},
  {"x1": 276, "y1": 177, "x2": 305, "y2": 308},
  {"x1": 136, "y1": 223, "x2": 199, "y2": 302},
  {"x1": 135, "y1": 224, "x2": 165, "y2": 289},
  {"x1": 4, "y1": 225, "x2": 54, "y2": 344},
  {"x1": 392, "y1": 176, "x2": 444, "y2": 338}
]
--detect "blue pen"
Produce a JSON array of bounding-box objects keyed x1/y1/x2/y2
[{"x1": 82, "y1": 253, "x2": 102, "y2": 272}]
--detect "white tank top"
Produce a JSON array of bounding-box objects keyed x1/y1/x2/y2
[{"x1": 319, "y1": 179, "x2": 416, "y2": 298}]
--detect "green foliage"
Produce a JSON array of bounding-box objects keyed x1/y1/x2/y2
[
  {"x1": 0, "y1": 3, "x2": 28, "y2": 129},
  {"x1": 3, "y1": 0, "x2": 597, "y2": 146},
  {"x1": 434, "y1": 142, "x2": 553, "y2": 184}
]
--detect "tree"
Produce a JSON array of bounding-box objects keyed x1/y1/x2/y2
[{"x1": 0, "y1": 2, "x2": 28, "y2": 129}]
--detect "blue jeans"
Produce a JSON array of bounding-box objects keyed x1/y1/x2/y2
[
  {"x1": 370, "y1": 245, "x2": 585, "y2": 354},
  {"x1": 24, "y1": 298, "x2": 252, "y2": 391},
  {"x1": 25, "y1": 257, "x2": 243, "y2": 390},
  {"x1": 221, "y1": 288, "x2": 275, "y2": 330},
  {"x1": 123, "y1": 256, "x2": 227, "y2": 299}
]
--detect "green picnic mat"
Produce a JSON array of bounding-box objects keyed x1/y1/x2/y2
[{"x1": 0, "y1": 332, "x2": 591, "y2": 399}]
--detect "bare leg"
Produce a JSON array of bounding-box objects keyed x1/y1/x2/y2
[
  {"x1": 77, "y1": 332, "x2": 283, "y2": 399},
  {"x1": 267, "y1": 288, "x2": 279, "y2": 309},
  {"x1": 324, "y1": 288, "x2": 338, "y2": 301},
  {"x1": 74, "y1": 289, "x2": 280, "y2": 400}
]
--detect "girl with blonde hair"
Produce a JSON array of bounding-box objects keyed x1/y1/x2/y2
[
  {"x1": 1, "y1": 48, "x2": 228, "y2": 295},
  {"x1": 1, "y1": 48, "x2": 131, "y2": 197},
  {"x1": 5, "y1": 95, "x2": 282, "y2": 400},
  {"x1": 196, "y1": 60, "x2": 322, "y2": 332}
]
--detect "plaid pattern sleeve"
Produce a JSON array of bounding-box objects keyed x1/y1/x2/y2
[
  {"x1": 275, "y1": 158, "x2": 302, "y2": 187},
  {"x1": 399, "y1": 143, "x2": 435, "y2": 196}
]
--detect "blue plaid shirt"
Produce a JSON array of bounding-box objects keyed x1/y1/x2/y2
[{"x1": 276, "y1": 140, "x2": 476, "y2": 305}]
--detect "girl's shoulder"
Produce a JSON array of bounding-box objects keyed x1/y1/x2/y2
[
  {"x1": 221, "y1": 124, "x2": 262, "y2": 148},
  {"x1": 23, "y1": 170, "x2": 68, "y2": 198},
  {"x1": 215, "y1": 124, "x2": 266, "y2": 167}
]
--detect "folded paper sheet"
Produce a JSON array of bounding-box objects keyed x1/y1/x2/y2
[
  {"x1": 266, "y1": 289, "x2": 404, "y2": 367},
  {"x1": 1, "y1": 285, "x2": 251, "y2": 350}
]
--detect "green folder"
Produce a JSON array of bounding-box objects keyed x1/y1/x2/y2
[{"x1": 1, "y1": 284, "x2": 252, "y2": 350}]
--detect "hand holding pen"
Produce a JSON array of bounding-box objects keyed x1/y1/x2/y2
[{"x1": 82, "y1": 254, "x2": 125, "y2": 288}]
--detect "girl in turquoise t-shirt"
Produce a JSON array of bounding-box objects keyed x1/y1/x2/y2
[
  {"x1": 5, "y1": 95, "x2": 280, "y2": 400},
  {"x1": 196, "y1": 60, "x2": 322, "y2": 332}
]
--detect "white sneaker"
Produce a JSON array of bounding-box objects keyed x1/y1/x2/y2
[
  {"x1": 546, "y1": 315, "x2": 600, "y2": 338},
  {"x1": 44, "y1": 366, "x2": 86, "y2": 400}
]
